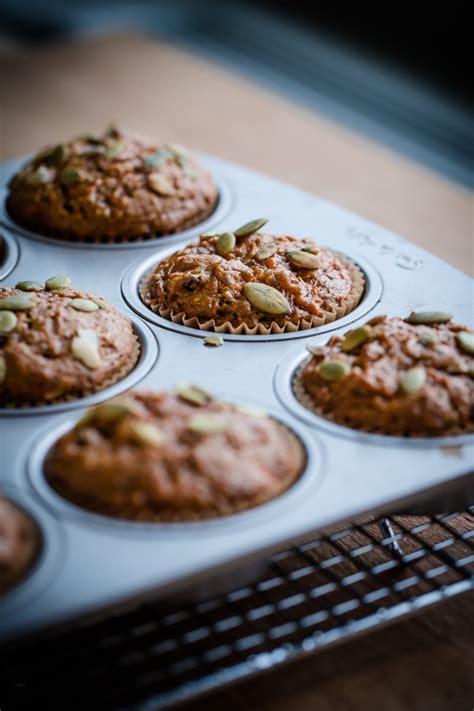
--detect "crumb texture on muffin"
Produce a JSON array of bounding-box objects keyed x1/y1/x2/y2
[
  {"x1": 0, "y1": 495, "x2": 40, "y2": 594},
  {"x1": 7, "y1": 127, "x2": 218, "y2": 242},
  {"x1": 45, "y1": 390, "x2": 306, "y2": 521},
  {"x1": 0, "y1": 281, "x2": 139, "y2": 406},
  {"x1": 298, "y1": 315, "x2": 474, "y2": 437},
  {"x1": 142, "y1": 228, "x2": 364, "y2": 334}
]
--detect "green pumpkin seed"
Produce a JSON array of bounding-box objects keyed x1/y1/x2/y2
[
  {"x1": 0, "y1": 311, "x2": 17, "y2": 332},
  {"x1": 59, "y1": 169, "x2": 82, "y2": 185},
  {"x1": 44, "y1": 144, "x2": 68, "y2": 166},
  {"x1": 29, "y1": 166, "x2": 54, "y2": 185},
  {"x1": 216, "y1": 232, "x2": 236, "y2": 256},
  {"x1": 85, "y1": 398, "x2": 136, "y2": 423},
  {"x1": 131, "y1": 421, "x2": 165, "y2": 447},
  {"x1": 71, "y1": 331, "x2": 102, "y2": 369},
  {"x1": 69, "y1": 298, "x2": 99, "y2": 312},
  {"x1": 199, "y1": 230, "x2": 221, "y2": 239},
  {"x1": 104, "y1": 141, "x2": 123, "y2": 159},
  {"x1": 406, "y1": 311, "x2": 452, "y2": 325},
  {"x1": 400, "y1": 366, "x2": 426, "y2": 394},
  {"x1": 15, "y1": 280, "x2": 42, "y2": 292},
  {"x1": 148, "y1": 173, "x2": 175, "y2": 196},
  {"x1": 144, "y1": 149, "x2": 172, "y2": 169},
  {"x1": 306, "y1": 344, "x2": 324, "y2": 356},
  {"x1": 45, "y1": 275, "x2": 71, "y2": 290},
  {"x1": 234, "y1": 217, "x2": 268, "y2": 238},
  {"x1": 419, "y1": 332, "x2": 437, "y2": 347},
  {"x1": 0, "y1": 294, "x2": 36, "y2": 310},
  {"x1": 204, "y1": 334, "x2": 225, "y2": 347},
  {"x1": 0, "y1": 355, "x2": 6, "y2": 384},
  {"x1": 91, "y1": 298, "x2": 109, "y2": 310},
  {"x1": 175, "y1": 382, "x2": 213, "y2": 406},
  {"x1": 341, "y1": 325, "x2": 373, "y2": 352},
  {"x1": 166, "y1": 143, "x2": 189, "y2": 160},
  {"x1": 301, "y1": 245, "x2": 320, "y2": 254},
  {"x1": 255, "y1": 243, "x2": 278, "y2": 261},
  {"x1": 319, "y1": 359, "x2": 350, "y2": 382},
  {"x1": 235, "y1": 404, "x2": 267, "y2": 418},
  {"x1": 243, "y1": 282, "x2": 291, "y2": 315},
  {"x1": 287, "y1": 250, "x2": 321, "y2": 269},
  {"x1": 187, "y1": 414, "x2": 228, "y2": 434},
  {"x1": 456, "y1": 331, "x2": 474, "y2": 355},
  {"x1": 77, "y1": 328, "x2": 99, "y2": 344}
]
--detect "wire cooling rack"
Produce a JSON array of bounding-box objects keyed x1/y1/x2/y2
[{"x1": 1, "y1": 507, "x2": 473, "y2": 711}]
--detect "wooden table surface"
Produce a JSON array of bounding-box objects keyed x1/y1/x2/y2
[{"x1": 0, "y1": 33, "x2": 472, "y2": 710}]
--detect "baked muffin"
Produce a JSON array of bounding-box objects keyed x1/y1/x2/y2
[
  {"x1": 142, "y1": 218, "x2": 365, "y2": 335},
  {"x1": 0, "y1": 494, "x2": 40, "y2": 594},
  {"x1": 6, "y1": 127, "x2": 218, "y2": 243},
  {"x1": 296, "y1": 313, "x2": 474, "y2": 437},
  {"x1": 0, "y1": 276, "x2": 139, "y2": 406},
  {"x1": 45, "y1": 388, "x2": 306, "y2": 521}
]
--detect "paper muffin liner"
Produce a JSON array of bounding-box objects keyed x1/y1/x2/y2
[
  {"x1": 141, "y1": 258, "x2": 366, "y2": 336},
  {"x1": 292, "y1": 357, "x2": 474, "y2": 437},
  {"x1": 0, "y1": 334, "x2": 140, "y2": 410}
]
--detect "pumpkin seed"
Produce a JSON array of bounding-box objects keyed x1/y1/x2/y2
[
  {"x1": 341, "y1": 325, "x2": 373, "y2": 352},
  {"x1": 236, "y1": 404, "x2": 267, "y2": 418},
  {"x1": 200, "y1": 230, "x2": 220, "y2": 239},
  {"x1": 184, "y1": 167, "x2": 199, "y2": 180},
  {"x1": 234, "y1": 218, "x2": 268, "y2": 238},
  {"x1": 0, "y1": 356, "x2": 6, "y2": 384},
  {"x1": 45, "y1": 275, "x2": 71, "y2": 290},
  {"x1": 29, "y1": 166, "x2": 54, "y2": 185},
  {"x1": 243, "y1": 282, "x2": 291, "y2": 315},
  {"x1": 91, "y1": 298, "x2": 109, "y2": 310},
  {"x1": 419, "y1": 332, "x2": 437, "y2": 347},
  {"x1": 131, "y1": 421, "x2": 165, "y2": 447},
  {"x1": 15, "y1": 280, "x2": 42, "y2": 292},
  {"x1": 187, "y1": 414, "x2": 228, "y2": 434},
  {"x1": 456, "y1": 331, "x2": 474, "y2": 355},
  {"x1": 148, "y1": 173, "x2": 175, "y2": 196},
  {"x1": 59, "y1": 169, "x2": 82, "y2": 185},
  {"x1": 44, "y1": 144, "x2": 68, "y2": 166},
  {"x1": 85, "y1": 398, "x2": 136, "y2": 423},
  {"x1": 166, "y1": 143, "x2": 189, "y2": 160},
  {"x1": 306, "y1": 344, "x2": 324, "y2": 356},
  {"x1": 255, "y1": 243, "x2": 277, "y2": 261},
  {"x1": 400, "y1": 366, "x2": 426, "y2": 394},
  {"x1": 301, "y1": 245, "x2": 320, "y2": 254},
  {"x1": 175, "y1": 382, "x2": 213, "y2": 406},
  {"x1": 104, "y1": 141, "x2": 123, "y2": 159},
  {"x1": 0, "y1": 311, "x2": 17, "y2": 332},
  {"x1": 204, "y1": 334, "x2": 224, "y2": 347},
  {"x1": 406, "y1": 311, "x2": 452, "y2": 325},
  {"x1": 144, "y1": 149, "x2": 172, "y2": 169},
  {"x1": 216, "y1": 232, "x2": 236, "y2": 256},
  {"x1": 287, "y1": 250, "x2": 321, "y2": 269},
  {"x1": 69, "y1": 298, "x2": 99, "y2": 312},
  {"x1": 71, "y1": 329, "x2": 102, "y2": 369},
  {"x1": 319, "y1": 359, "x2": 350, "y2": 382},
  {"x1": 0, "y1": 294, "x2": 36, "y2": 310}
]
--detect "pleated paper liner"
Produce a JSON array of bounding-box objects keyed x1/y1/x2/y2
[
  {"x1": 0, "y1": 335, "x2": 140, "y2": 410},
  {"x1": 292, "y1": 357, "x2": 474, "y2": 437},
  {"x1": 140, "y1": 258, "x2": 366, "y2": 336}
]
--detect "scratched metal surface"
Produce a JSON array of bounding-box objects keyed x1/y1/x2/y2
[{"x1": 0, "y1": 153, "x2": 472, "y2": 643}]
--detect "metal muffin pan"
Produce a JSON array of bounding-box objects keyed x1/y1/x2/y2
[
  {"x1": 0, "y1": 151, "x2": 473, "y2": 643},
  {"x1": 121, "y1": 245, "x2": 383, "y2": 342},
  {"x1": 0, "y1": 230, "x2": 19, "y2": 280},
  {"x1": 0, "y1": 154, "x2": 234, "y2": 251}
]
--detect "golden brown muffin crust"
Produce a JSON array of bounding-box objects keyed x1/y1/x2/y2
[
  {"x1": 0, "y1": 495, "x2": 40, "y2": 594},
  {"x1": 7, "y1": 128, "x2": 218, "y2": 242},
  {"x1": 45, "y1": 390, "x2": 306, "y2": 521},
  {"x1": 143, "y1": 231, "x2": 363, "y2": 330},
  {"x1": 299, "y1": 315, "x2": 474, "y2": 436},
  {"x1": 0, "y1": 285, "x2": 139, "y2": 405}
]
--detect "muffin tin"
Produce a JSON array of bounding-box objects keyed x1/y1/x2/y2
[{"x1": 0, "y1": 152, "x2": 472, "y2": 644}]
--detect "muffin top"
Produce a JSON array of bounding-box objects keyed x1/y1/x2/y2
[
  {"x1": 45, "y1": 389, "x2": 305, "y2": 521},
  {"x1": 7, "y1": 127, "x2": 218, "y2": 242},
  {"x1": 299, "y1": 313, "x2": 474, "y2": 436},
  {"x1": 0, "y1": 495, "x2": 39, "y2": 594},
  {"x1": 143, "y1": 219, "x2": 364, "y2": 333},
  {"x1": 0, "y1": 277, "x2": 139, "y2": 405}
]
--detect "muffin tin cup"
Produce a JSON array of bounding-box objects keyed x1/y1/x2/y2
[
  {"x1": 121, "y1": 246, "x2": 384, "y2": 342},
  {"x1": 0, "y1": 230, "x2": 19, "y2": 280},
  {"x1": 26, "y1": 406, "x2": 325, "y2": 536},
  {"x1": 0, "y1": 311, "x2": 159, "y2": 417},
  {"x1": 0, "y1": 484, "x2": 66, "y2": 616},
  {"x1": 0, "y1": 159, "x2": 234, "y2": 251},
  {"x1": 274, "y1": 347, "x2": 474, "y2": 449}
]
